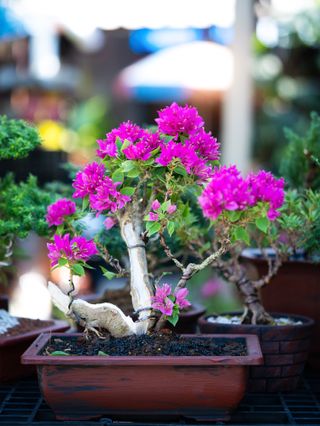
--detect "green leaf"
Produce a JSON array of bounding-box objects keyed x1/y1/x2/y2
[
  {"x1": 227, "y1": 210, "x2": 242, "y2": 222},
  {"x1": 98, "y1": 351, "x2": 109, "y2": 356},
  {"x1": 120, "y1": 139, "x2": 131, "y2": 151},
  {"x1": 255, "y1": 217, "x2": 270, "y2": 233},
  {"x1": 160, "y1": 200, "x2": 170, "y2": 212},
  {"x1": 122, "y1": 160, "x2": 136, "y2": 172},
  {"x1": 112, "y1": 169, "x2": 124, "y2": 183},
  {"x1": 72, "y1": 264, "x2": 85, "y2": 276},
  {"x1": 58, "y1": 258, "x2": 68, "y2": 267},
  {"x1": 174, "y1": 166, "x2": 187, "y2": 177},
  {"x1": 82, "y1": 197, "x2": 89, "y2": 210},
  {"x1": 146, "y1": 221, "x2": 161, "y2": 236},
  {"x1": 50, "y1": 351, "x2": 70, "y2": 356},
  {"x1": 120, "y1": 187, "x2": 135, "y2": 196},
  {"x1": 234, "y1": 227, "x2": 250, "y2": 245},
  {"x1": 167, "y1": 221, "x2": 175, "y2": 236},
  {"x1": 167, "y1": 313, "x2": 179, "y2": 327},
  {"x1": 115, "y1": 137, "x2": 122, "y2": 151},
  {"x1": 127, "y1": 168, "x2": 140, "y2": 178},
  {"x1": 100, "y1": 266, "x2": 116, "y2": 280},
  {"x1": 56, "y1": 224, "x2": 64, "y2": 235}
]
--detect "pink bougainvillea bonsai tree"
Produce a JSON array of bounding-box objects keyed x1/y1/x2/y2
[{"x1": 47, "y1": 103, "x2": 285, "y2": 337}]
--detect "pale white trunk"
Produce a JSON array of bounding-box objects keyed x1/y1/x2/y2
[{"x1": 120, "y1": 213, "x2": 153, "y2": 333}]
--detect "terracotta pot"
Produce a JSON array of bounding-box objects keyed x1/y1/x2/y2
[
  {"x1": 0, "y1": 320, "x2": 69, "y2": 382},
  {"x1": 241, "y1": 249, "x2": 320, "y2": 368},
  {"x1": 199, "y1": 312, "x2": 314, "y2": 393},
  {"x1": 22, "y1": 332, "x2": 262, "y2": 421}
]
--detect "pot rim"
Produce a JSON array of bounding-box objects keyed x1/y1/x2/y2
[
  {"x1": 0, "y1": 320, "x2": 69, "y2": 347},
  {"x1": 199, "y1": 312, "x2": 315, "y2": 329},
  {"x1": 21, "y1": 332, "x2": 263, "y2": 366},
  {"x1": 241, "y1": 248, "x2": 319, "y2": 265}
]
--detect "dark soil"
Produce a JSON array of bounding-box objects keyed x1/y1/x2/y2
[
  {"x1": 43, "y1": 332, "x2": 247, "y2": 357},
  {"x1": 1, "y1": 318, "x2": 54, "y2": 338}
]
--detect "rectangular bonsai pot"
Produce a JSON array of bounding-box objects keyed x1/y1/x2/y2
[
  {"x1": 22, "y1": 333, "x2": 263, "y2": 421},
  {"x1": 0, "y1": 320, "x2": 69, "y2": 382}
]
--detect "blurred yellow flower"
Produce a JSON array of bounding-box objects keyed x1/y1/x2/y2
[{"x1": 38, "y1": 120, "x2": 64, "y2": 151}]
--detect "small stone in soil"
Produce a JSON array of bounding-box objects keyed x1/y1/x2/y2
[{"x1": 43, "y1": 332, "x2": 247, "y2": 357}]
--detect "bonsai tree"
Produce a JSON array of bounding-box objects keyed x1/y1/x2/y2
[
  {"x1": 47, "y1": 103, "x2": 286, "y2": 336},
  {"x1": 279, "y1": 111, "x2": 320, "y2": 259},
  {"x1": 0, "y1": 116, "x2": 54, "y2": 283}
]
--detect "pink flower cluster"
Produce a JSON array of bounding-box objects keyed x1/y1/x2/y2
[
  {"x1": 122, "y1": 132, "x2": 162, "y2": 161},
  {"x1": 89, "y1": 177, "x2": 130, "y2": 214},
  {"x1": 72, "y1": 162, "x2": 130, "y2": 214},
  {"x1": 155, "y1": 103, "x2": 204, "y2": 138},
  {"x1": 46, "y1": 199, "x2": 76, "y2": 227},
  {"x1": 97, "y1": 121, "x2": 162, "y2": 162},
  {"x1": 248, "y1": 171, "x2": 285, "y2": 220},
  {"x1": 73, "y1": 162, "x2": 105, "y2": 198},
  {"x1": 199, "y1": 165, "x2": 285, "y2": 221},
  {"x1": 153, "y1": 104, "x2": 220, "y2": 181},
  {"x1": 148, "y1": 199, "x2": 177, "y2": 221},
  {"x1": 47, "y1": 234, "x2": 98, "y2": 267},
  {"x1": 156, "y1": 140, "x2": 213, "y2": 181},
  {"x1": 97, "y1": 121, "x2": 145, "y2": 159},
  {"x1": 151, "y1": 283, "x2": 191, "y2": 316}
]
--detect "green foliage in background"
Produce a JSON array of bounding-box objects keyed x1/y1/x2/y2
[
  {"x1": 0, "y1": 116, "x2": 41, "y2": 160},
  {"x1": 280, "y1": 112, "x2": 320, "y2": 190},
  {"x1": 0, "y1": 116, "x2": 57, "y2": 274}
]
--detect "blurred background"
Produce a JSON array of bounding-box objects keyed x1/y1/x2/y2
[{"x1": 1, "y1": 0, "x2": 319, "y2": 319}]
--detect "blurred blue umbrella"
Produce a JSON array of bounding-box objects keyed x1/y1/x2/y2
[{"x1": 0, "y1": 5, "x2": 27, "y2": 41}]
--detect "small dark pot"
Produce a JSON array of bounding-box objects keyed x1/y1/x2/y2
[
  {"x1": 0, "y1": 320, "x2": 69, "y2": 382},
  {"x1": 0, "y1": 295, "x2": 8, "y2": 310},
  {"x1": 22, "y1": 332, "x2": 262, "y2": 421},
  {"x1": 167, "y1": 303, "x2": 206, "y2": 333},
  {"x1": 241, "y1": 249, "x2": 320, "y2": 368},
  {"x1": 198, "y1": 312, "x2": 314, "y2": 393}
]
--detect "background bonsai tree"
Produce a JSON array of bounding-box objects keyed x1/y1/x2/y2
[
  {"x1": 47, "y1": 103, "x2": 286, "y2": 336},
  {"x1": 279, "y1": 111, "x2": 320, "y2": 260},
  {"x1": 0, "y1": 116, "x2": 55, "y2": 284}
]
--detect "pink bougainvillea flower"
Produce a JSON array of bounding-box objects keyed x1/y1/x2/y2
[
  {"x1": 96, "y1": 131, "x2": 118, "y2": 159},
  {"x1": 156, "y1": 140, "x2": 212, "y2": 181},
  {"x1": 151, "y1": 283, "x2": 174, "y2": 316},
  {"x1": 89, "y1": 177, "x2": 131, "y2": 214},
  {"x1": 198, "y1": 165, "x2": 253, "y2": 220},
  {"x1": 47, "y1": 234, "x2": 98, "y2": 267},
  {"x1": 122, "y1": 131, "x2": 162, "y2": 161},
  {"x1": 104, "y1": 217, "x2": 116, "y2": 230},
  {"x1": 175, "y1": 288, "x2": 191, "y2": 309},
  {"x1": 200, "y1": 279, "x2": 221, "y2": 298},
  {"x1": 149, "y1": 212, "x2": 159, "y2": 221},
  {"x1": 46, "y1": 198, "x2": 76, "y2": 227},
  {"x1": 72, "y1": 162, "x2": 105, "y2": 198},
  {"x1": 248, "y1": 171, "x2": 285, "y2": 221},
  {"x1": 186, "y1": 128, "x2": 220, "y2": 162},
  {"x1": 151, "y1": 199, "x2": 161, "y2": 210},
  {"x1": 96, "y1": 121, "x2": 145, "y2": 159},
  {"x1": 71, "y1": 236, "x2": 98, "y2": 262},
  {"x1": 47, "y1": 234, "x2": 75, "y2": 267},
  {"x1": 167, "y1": 204, "x2": 177, "y2": 214},
  {"x1": 155, "y1": 103, "x2": 204, "y2": 138}
]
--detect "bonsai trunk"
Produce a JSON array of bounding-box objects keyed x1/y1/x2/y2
[
  {"x1": 236, "y1": 277, "x2": 273, "y2": 325},
  {"x1": 120, "y1": 210, "x2": 154, "y2": 333}
]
